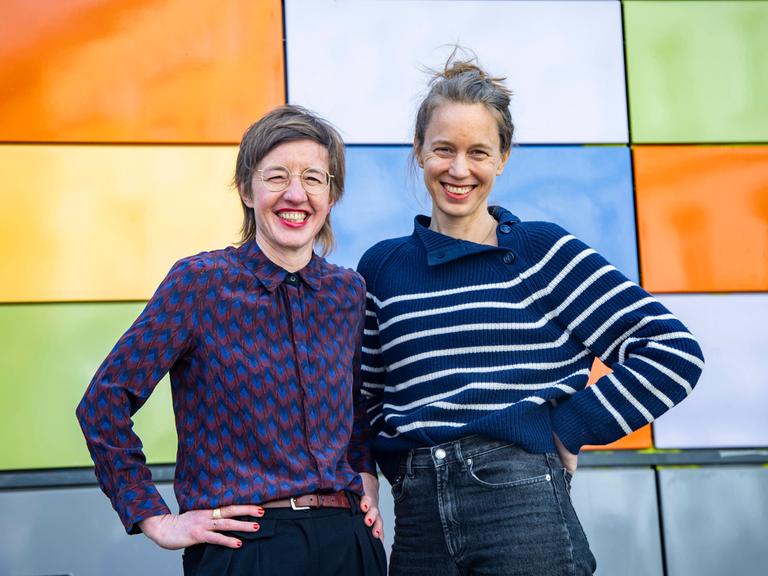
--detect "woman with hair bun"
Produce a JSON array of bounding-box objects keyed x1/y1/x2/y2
[{"x1": 357, "y1": 50, "x2": 704, "y2": 575}]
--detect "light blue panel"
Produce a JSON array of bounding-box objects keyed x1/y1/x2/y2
[
  {"x1": 286, "y1": 0, "x2": 628, "y2": 144},
  {"x1": 0, "y1": 484, "x2": 181, "y2": 576},
  {"x1": 659, "y1": 466, "x2": 768, "y2": 576},
  {"x1": 333, "y1": 145, "x2": 639, "y2": 283},
  {"x1": 571, "y1": 468, "x2": 663, "y2": 576},
  {"x1": 332, "y1": 146, "x2": 424, "y2": 270},
  {"x1": 493, "y1": 145, "x2": 638, "y2": 281},
  {"x1": 655, "y1": 294, "x2": 768, "y2": 449}
]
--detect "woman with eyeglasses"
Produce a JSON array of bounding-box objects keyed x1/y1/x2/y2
[
  {"x1": 357, "y1": 51, "x2": 704, "y2": 575},
  {"x1": 77, "y1": 105, "x2": 387, "y2": 576}
]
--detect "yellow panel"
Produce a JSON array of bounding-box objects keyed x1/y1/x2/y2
[
  {"x1": 635, "y1": 146, "x2": 768, "y2": 292},
  {"x1": 0, "y1": 145, "x2": 241, "y2": 301},
  {"x1": 0, "y1": 0, "x2": 284, "y2": 143}
]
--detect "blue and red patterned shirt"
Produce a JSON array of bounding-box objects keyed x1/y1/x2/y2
[{"x1": 77, "y1": 240, "x2": 375, "y2": 534}]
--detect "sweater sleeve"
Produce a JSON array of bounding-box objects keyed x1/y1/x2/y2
[
  {"x1": 356, "y1": 251, "x2": 388, "y2": 441},
  {"x1": 522, "y1": 224, "x2": 705, "y2": 453},
  {"x1": 346, "y1": 275, "x2": 378, "y2": 475},
  {"x1": 75, "y1": 258, "x2": 199, "y2": 533}
]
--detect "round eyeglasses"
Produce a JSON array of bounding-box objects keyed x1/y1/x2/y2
[{"x1": 256, "y1": 165, "x2": 334, "y2": 195}]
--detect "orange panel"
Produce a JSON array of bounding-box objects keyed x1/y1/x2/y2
[
  {"x1": 0, "y1": 0, "x2": 284, "y2": 143},
  {"x1": 634, "y1": 146, "x2": 768, "y2": 292},
  {"x1": 582, "y1": 358, "x2": 653, "y2": 451}
]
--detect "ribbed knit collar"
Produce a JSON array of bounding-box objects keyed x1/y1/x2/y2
[
  {"x1": 413, "y1": 205, "x2": 521, "y2": 266},
  {"x1": 236, "y1": 239, "x2": 323, "y2": 291}
]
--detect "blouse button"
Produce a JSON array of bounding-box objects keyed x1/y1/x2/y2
[
  {"x1": 503, "y1": 252, "x2": 515, "y2": 264},
  {"x1": 499, "y1": 224, "x2": 512, "y2": 234}
]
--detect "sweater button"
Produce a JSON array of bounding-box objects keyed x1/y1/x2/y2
[
  {"x1": 499, "y1": 224, "x2": 512, "y2": 234},
  {"x1": 503, "y1": 252, "x2": 515, "y2": 264}
]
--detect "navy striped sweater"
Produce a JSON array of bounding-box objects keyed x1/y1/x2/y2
[{"x1": 357, "y1": 207, "x2": 703, "y2": 480}]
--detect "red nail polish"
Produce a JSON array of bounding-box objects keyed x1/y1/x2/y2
[
  {"x1": 253, "y1": 523, "x2": 260, "y2": 531},
  {"x1": 236, "y1": 541, "x2": 242, "y2": 548},
  {"x1": 367, "y1": 518, "x2": 373, "y2": 526},
  {"x1": 362, "y1": 503, "x2": 369, "y2": 511},
  {"x1": 257, "y1": 508, "x2": 264, "y2": 517}
]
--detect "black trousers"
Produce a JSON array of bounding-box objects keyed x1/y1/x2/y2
[{"x1": 182, "y1": 506, "x2": 387, "y2": 576}]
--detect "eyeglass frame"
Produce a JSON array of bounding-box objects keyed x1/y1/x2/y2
[{"x1": 255, "y1": 165, "x2": 335, "y2": 195}]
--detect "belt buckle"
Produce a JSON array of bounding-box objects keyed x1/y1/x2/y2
[{"x1": 290, "y1": 497, "x2": 311, "y2": 511}]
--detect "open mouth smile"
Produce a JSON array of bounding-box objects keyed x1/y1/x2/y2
[
  {"x1": 277, "y1": 210, "x2": 309, "y2": 225},
  {"x1": 443, "y1": 183, "x2": 475, "y2": 197}
]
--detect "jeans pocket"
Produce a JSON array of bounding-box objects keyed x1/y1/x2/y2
[
  {"x1": 466, "y1": 446, "x2": 552, "y2": 489},
  {"x1": 563, "y1": 468, "x2": 574, "y2": 494},
  {"x1": 391, "y1": 473, "x2": 410, "y2": 504}
]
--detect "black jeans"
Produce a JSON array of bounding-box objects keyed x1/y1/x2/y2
[
  {"x1": 389, "y1": 435, "x2": 596, "y2": 576},
  {"x1": 182, "y1": 505, "x2": 386, "y2": 576}
]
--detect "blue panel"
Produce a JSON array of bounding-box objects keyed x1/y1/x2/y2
[
  {"x1": 333, "y1": 145, "x2": 638, "y2": 283},
  {"x1": 659, "y1": 466, "x2": 768, "y2": 576}
]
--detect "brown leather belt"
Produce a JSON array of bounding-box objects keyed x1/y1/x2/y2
[{"x1": 261, "y1": 491, "x2": 351, "y2": 511}]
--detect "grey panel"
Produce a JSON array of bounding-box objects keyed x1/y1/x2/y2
[
  {"x1": 571, "y1": 468, "x2": 664, "y2": 576},
  {"x1": 0, "y1": 484, "x2": 181, "y2": 576},
  {"x1": 659, "y1": 466, "x2": 768, "y2": 576}
]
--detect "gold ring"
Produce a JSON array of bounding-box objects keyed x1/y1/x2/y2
[{"x1": 212, "y1": 508, "x2": 222, "y2": 520}]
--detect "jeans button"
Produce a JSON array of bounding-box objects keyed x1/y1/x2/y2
[{"x1": 434, "y1": 448, "x2": 447, "y2": 460}]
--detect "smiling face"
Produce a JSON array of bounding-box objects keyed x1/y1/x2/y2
[
  {"x1": 240, "y1": 139, "x2": 333, "y2": 268},
  {"x1": 416, "y1": 102, "x2": 509, "y2": 233}
]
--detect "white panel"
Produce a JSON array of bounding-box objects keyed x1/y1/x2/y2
[
  {"x1": 286, "y1": 0, "x2": 628, "y2": 144},
  {"x1": 654, "y1": 294, "x2": 768, "y2": 448}
]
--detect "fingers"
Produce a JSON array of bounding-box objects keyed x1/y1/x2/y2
[
  {"x1": 202, "y1": 530, "x2": 244, "y2": 549},
  {"x1": 209, "y1": 518, "x2": 261, "y2": 533},
  {"x1": 372, "y1": 515, "x2": 384, "y2": 541},
  {"x1": 215, "y1": 504, "x2": 265, "y2": 519}
]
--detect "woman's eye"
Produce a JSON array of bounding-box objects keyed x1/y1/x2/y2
[{"x1": 470, "y1": 150, "x2": 489, "y2": 159}]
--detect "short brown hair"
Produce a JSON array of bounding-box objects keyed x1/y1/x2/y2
[
  {"x1": 414, "y1": 48, "x2": 514, "y2": 157},
  {"x1": 234, "y1": 105, "x2": 345, "y2": 255}
]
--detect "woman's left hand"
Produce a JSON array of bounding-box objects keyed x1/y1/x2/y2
[
  {"x1": 553, "y1": 433, "x2": 578, "y2": 475},
  {"x1": 359, "y1": 471, "x2": 384, "y2": 541}
]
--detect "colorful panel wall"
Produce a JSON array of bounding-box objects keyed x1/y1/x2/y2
[{"x1": 1, "y1": 0, "x2": 766, "y2": 474}]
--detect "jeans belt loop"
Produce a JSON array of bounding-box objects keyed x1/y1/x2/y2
[{"x1": 405, "y1": 450, "x2": 414, "y2": 477}]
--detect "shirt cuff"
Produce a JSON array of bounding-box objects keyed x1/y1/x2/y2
[{"x1": 114, "y1": 481, "x2": 172, "y2": 534}]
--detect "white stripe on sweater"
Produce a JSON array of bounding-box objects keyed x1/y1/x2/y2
[
  {"x1": 632, "y1": 355, "x2": 694, "y2": 394},
  {"x1": 389, "y1": 350, "x2": 591, "y2": 392},
  {"x1": 583, "y1": 297, "x2": 658, "y2": 347},
  {"x1": 607, "y1": 373, "x2": 654, "y2": 423},
  {"x1": 388, "y1": 332, "x2": 572, "y2": 372},
  {"x1": 380, "y1": 319, "x2": 549, "y2": 352},
  {"x1": 618, "y1": 331, "x2": 697, "y2": 363},
  {"x1": 590, "y1": 386, "x2": 632, "y2": 435},
  {"x1": 622, "y1": 365, "x2": 674, "y2": 409},
  {"x1": 369, "y1": 235, "x2": 578, "y2": 309}
]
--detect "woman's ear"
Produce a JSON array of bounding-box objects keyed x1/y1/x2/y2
[
  {"x1": 414, "y1": 140, "x2": 424, "y2": 168},
  {"x1": 239, "y1": 184, "x2": 254, "y2": 208},
  {"x1": 497, "y1": 149, "x2": 511, "y2": 176}
]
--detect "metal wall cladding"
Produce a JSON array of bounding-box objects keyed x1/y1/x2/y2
[
  {"x1": 625, "y1": 0, "x2": 768, "y2": 143},
  {"x1": 634, "y1": 146, "x2": 768, "y2": 293},
  {"x1": 0, "y1": 484, "x2": 181, "y2": 575},
  {"x1": 0, "y1": 0, "x2": 285, "y2": 143},
  {"x1": 654, "y1": 294, "x2": 768, "y2": 450},
  {"x1": 658, "y1": 466, "x2": 768, "y2": 576},
  {"x1": 0, "y1": 303, "x2": 177, "y2": 470},
  {"x1": 286, "y1": 0, "x2": 628, "y2": 144},
  {"x1": 0, "y1": 145, "x2": 241, "y2": 302}
]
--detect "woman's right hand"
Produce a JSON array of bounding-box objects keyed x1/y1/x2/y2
[{"x1": 138, "y1": 504, "x2": 264, "y2": 550}]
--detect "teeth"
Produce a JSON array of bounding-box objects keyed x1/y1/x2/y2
[
  {"x1": 278, "y1": 211, "x2": 307, "y2": 222},
  {"x1": 444, "y1": 184, "x2": 472, "y2": 195}
]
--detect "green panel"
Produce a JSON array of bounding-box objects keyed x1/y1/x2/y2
[
  {"x1": 0, "y1": 303, "x2": 177, "y2": 470},
  {"x1": 624, "y1": 1, "x2": 768, "y2": 143}
]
